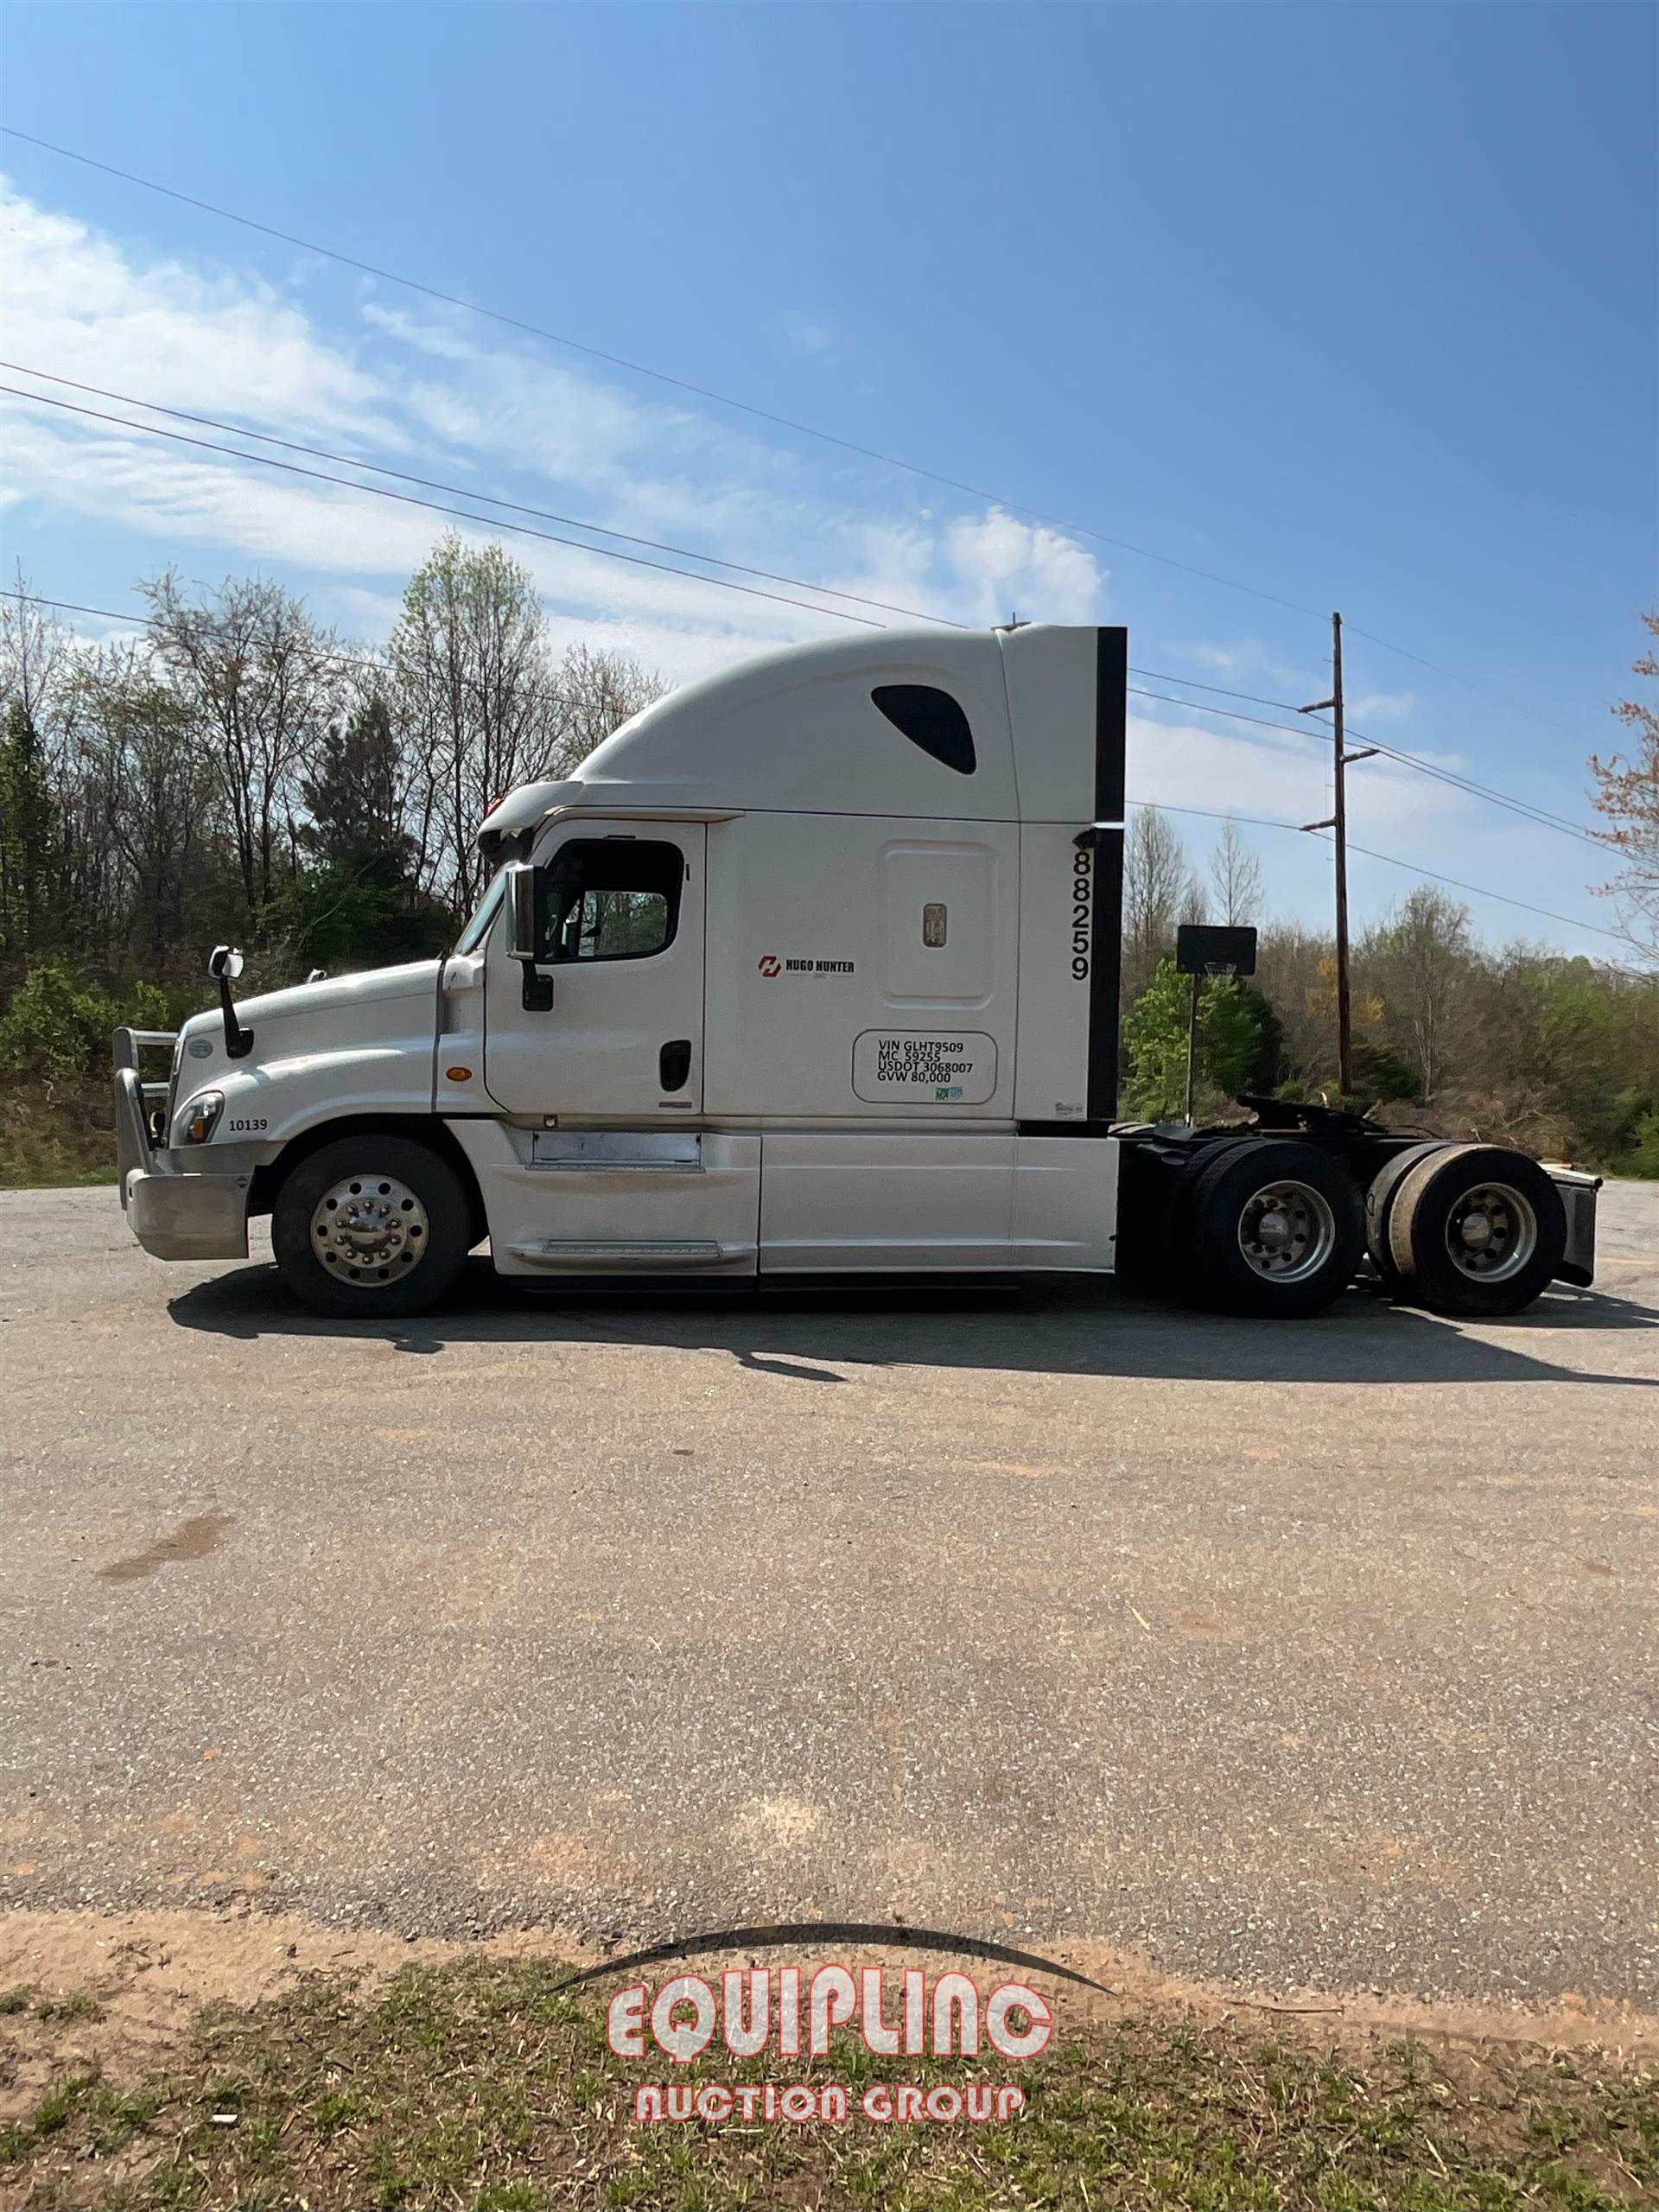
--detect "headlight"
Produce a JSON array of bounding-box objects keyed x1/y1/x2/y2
[{"x1": 174, "y1": 1090, "x2": 225, "y2": 1146}]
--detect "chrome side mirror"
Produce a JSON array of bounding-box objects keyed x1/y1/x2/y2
[
  {"x1": 503, "y1": 865, "x2": 538, "y2": 963},
  {"x1": 207, "y1": 944, "x2": 244, "y2": 982},
  {"x1": 502, "y1": 864, "x2": 553, "y2": 1011}
]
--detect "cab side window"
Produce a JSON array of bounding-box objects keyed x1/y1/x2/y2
[{"x1": 541, "y1": 838, "x2": 683, "y2": 963}]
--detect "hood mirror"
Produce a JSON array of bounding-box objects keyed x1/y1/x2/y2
[{"x1": 207, "y1": 943, "x2": 254, "y2": 1058}]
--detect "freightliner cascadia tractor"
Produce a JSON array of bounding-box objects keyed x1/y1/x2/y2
[{"x1": 112, "y1": 625, "x2": 1599, "y2": 1319}]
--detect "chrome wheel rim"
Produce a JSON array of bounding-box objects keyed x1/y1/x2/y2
[
  {"x1": 1237, "y1": 1179, "x2": 1338, "y2": 1283},
  {"x1": 1445, "y1": 1181, "x2": 1536, "y2": 1283},
  {"x1": 310, "y1": 1173, "x2": 429, "y2": 1287}
]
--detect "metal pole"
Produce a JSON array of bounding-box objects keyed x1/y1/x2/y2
[
  {"x1": 1185, "y1": 968, "x2": 1202, "y2": 1126},
  {"x1": 1331, "y1": 611, "x2": 1353, "y2": 1098}
]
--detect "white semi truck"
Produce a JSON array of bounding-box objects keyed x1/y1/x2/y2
[{"x1": 111, "y1": 623, "x2": 1598, "y2": 1321}]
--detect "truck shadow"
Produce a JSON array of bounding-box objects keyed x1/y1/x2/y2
[{"x1": 167, "y1": 1259, "x2": 1659, "y2": 1389}]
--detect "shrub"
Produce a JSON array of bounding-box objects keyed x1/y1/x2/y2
[
  {"x1": 0, "y1": 964, "x2": 120, "y2": 1084},
  {"x1": 1619, "y1": 1108, "x2": 1659, "y2": 1179}
]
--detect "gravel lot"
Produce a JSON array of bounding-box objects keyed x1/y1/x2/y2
[{"x1": 3, "y1": 1181, "x2": 1656, "y2": 2008}]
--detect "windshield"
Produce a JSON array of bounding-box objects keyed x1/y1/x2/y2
[{"x1": 454, "y1": 834, "x2": 531, "y2": 953}]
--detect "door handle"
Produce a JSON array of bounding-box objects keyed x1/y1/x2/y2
[{"x1": 659, "y1": 1039, "x2": 692, "y2": 1092}]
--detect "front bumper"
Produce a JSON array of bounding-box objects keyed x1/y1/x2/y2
[
  {"x1": 113, "y1": 1029, "x2": 250, "y2": 1262},
  {"x1": 124, "y1": 1164, "x2": 251, "y2": 1261}
]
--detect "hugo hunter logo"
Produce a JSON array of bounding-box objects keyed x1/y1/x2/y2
[
  {"x1": 558, "y1": 1921, "x2": 1109, "y2": 2129},
  {"x1": 757, "y1": 954, "x2": 855, "y2": 978}
]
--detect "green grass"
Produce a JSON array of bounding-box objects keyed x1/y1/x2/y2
[
  {"x1": 2, "y1": 1957, "x2": 1653, "y2": 2210},
  {"x1": 0, "y1": 1079, "x2": 119, "y2": 1189}
]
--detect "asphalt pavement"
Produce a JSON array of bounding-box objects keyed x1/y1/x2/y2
[{"x1": 3, "y1": 1182, "x2": 1656, "y2": 2007}]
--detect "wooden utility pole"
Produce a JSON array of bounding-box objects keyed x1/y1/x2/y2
[
  {"x1": 1300, "y1": 612, "x2": 1376, "y2": 1098},
  {"x1": 1331, "y1": 613, "x2": 1353, "y2": 1096}
]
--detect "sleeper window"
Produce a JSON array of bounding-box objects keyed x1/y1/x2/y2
[
  {"x1": 871, "y1": 684, "x2": 976, "y2": 775},
  {"x1": 541, "y1": 838, "x2": 683, "y2": 963}
]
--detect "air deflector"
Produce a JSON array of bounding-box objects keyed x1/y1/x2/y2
[{"x1": 872, "y1": 685, "x2": 976, "y2": 775}]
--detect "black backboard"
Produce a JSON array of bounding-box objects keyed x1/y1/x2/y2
[{"x1": 1176, "y1": 923, "x2": 1258, "y2": 977}]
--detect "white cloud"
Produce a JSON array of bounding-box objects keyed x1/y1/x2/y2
[
  {"x1": 0, "y1": 184, "x2": 390, "y2": 442},
  {"x1": 1347, "y1": 689, "x2": 1415, "y2": 723},
  {"x1": 1127, "y1": 706, "x2": 1465, "y2": 841},
  {"x1": 943, "y1": 510, "x2": 1105, "y2": 626},
  {"x1": 0, "y1": 183, "x2": 1103, "y2": 677},
  {"x1": 779, "y1": 310, "x2": 836, "y2": 359}
]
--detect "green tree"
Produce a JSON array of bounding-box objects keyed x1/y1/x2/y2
[
  {"x1": 266, "y1": 692, "x2": 451, "y2": 971},
  {"x1": 389, "y1": 534, "x2": 552, "y2": 918},
  {"x1": 0, "y1": 698, "x2": 56, "y2": 958},
  {"x1": 1351, "y1": 1038, "x2": 1419, "y2": 1104},
  {"x1": 1624, "y1": 1109, "x2": 1659, "y2": 1178},
  {"x1": 1122, "y1": 957, "x2": 1275, "y2": 1119},
  {"x1": 1359, "y1": 887, "x2": 1473, "y2": 1101},
  {"x1": 298, "y1": 693, "x2": 408, "y2": 875}
]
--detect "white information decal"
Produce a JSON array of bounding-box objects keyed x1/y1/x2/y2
[{"x1": 852, "y1": 1031, "x2": 997, "y2": 1104}]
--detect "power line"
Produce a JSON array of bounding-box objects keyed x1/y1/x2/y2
[
  {"x1": 1125, "y1": 797, "x2": 1633, "y2": 952},
  {"x1": 1340, "y1": 619, "x2": 1593, "y2": 745},
  {"x1": 1130, "y1": 685, "x2": 1319, "y2": 743},
  {"x1": 1133, "y1": 664, "x2": 1599, "y2": 836},
  {"x1": 32, "y1": 365, "x2": 1590, "y2": 840},
  {"x1": 1129, "y1": 683, "x2": 1604, "y2": 849},
  {"x1": 0, "y1": 122, "x2": 1361, "y2": 627},
  {"x1": 3, "y1": 122, "x2": 1607, "y2": 749},
  {"x1": 1343, "y1": 839, "x2": 1632, "y2": 950},
  {"x1": 0, "y1": 359, "x2": 966, "y2": 631},
  {"x1": 3, "y1": 585, "x2": 1633, "y2": 961},
  {"x1": 7, "y1": 352, "x2": 1598, "y2": 846},
  {"x1": 0, "y1": 384, "x2": 886, "y2": 629},
  {"x1": 0, "y1": 354, "x2": 1610, "y2": 848}
]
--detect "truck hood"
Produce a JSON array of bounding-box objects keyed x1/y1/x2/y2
[
  {"x1": 236, "y1": 959, "x2": 442, "y2": 1030},
  {"x1": 177, "y1": 959, "x2": 442, "y2": 1077}
]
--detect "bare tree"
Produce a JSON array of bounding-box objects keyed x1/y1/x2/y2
[
  {"x1": 0, "y1": 571, "x2": 71, "y2": 731},
  {"x1": 1122, "y1": 805, "x2": 1189, "y2": 1000},
  {"x1": 549, "y1": 641, "x2": 665, "y2": 768},
  {"x1": 1255, "y1": 922, "x2": 1337, "y2": 1088},
  {"x1": 1359, "y1": 886, "x2": 1473, "y2": 1101},
  {"x1": 388, "y1": 534, "x2": 554, "y2": 916},
  {"x1": 1590, "y1": 609, "x2": 1659, "y2": 958},
  {"x1": 142, "y1": 572, "x2": 341, "y2": 922},
  {"x1": 1210, "y1": 821, "x2": 1263, "y2": 926},
  {"x1": 73, "y1": 642, "x2": 219, "y2": 970}
]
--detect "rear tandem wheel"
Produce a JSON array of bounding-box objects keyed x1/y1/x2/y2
[
  {"x1": 1381, "y1": 1142, "x2": 1566, "y2": 1318},
  {"x1": 1185, "y1": 1138, "x2": 1364, "y2": 1319}
]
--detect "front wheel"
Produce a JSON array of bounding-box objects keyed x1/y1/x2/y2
[
  {"x1": 1186, "y1": 1140, "x2": 1364, "y2": 1319},
  {"x1": 272, "y1": 1135, "x2": 473, "y2": 1318}
]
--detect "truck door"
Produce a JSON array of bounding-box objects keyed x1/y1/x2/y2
[{"x1": 483, "y1": 822, "x2": 703, "y2": 1120}]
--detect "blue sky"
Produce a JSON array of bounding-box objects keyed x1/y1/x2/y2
[{"x1": 1, "y1": 0, "x2": 1654, "y2": 952}]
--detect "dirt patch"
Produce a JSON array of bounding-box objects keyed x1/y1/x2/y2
[
  {"x1": 3, "y1": 1914, "x2": 1655, "y2": 2212},
  {"x1": 3, "y1": 1904, "x2": 1656, "y2": 2120}
]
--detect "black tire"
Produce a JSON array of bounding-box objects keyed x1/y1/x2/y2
[
  {"x1": 1186, "y1": 1139, "x2": 1364, "y2": 1319},
  {"x1": 1119, "y1": 1135, "x2": 1260, "y2": 1289},
  {"x1": 1363, "y1": 1140, "x2": 1449, "y2": 1292},
  {"x1": 1385, "y1": 1143, "x2": 1565, "y2": 1317},
  {"x1": 272, "y1": 1135, "x2": 473, "y2": 1319}
]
